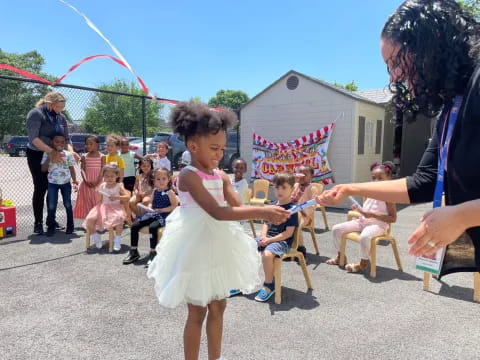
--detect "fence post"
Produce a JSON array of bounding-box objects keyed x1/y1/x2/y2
[{"x1": 142, "y1": 96, "x2": 147, "y2": 155}]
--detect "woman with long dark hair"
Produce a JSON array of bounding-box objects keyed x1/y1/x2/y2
[{"x1": 317, "y1": 0, "x2": 480, "y2": 274}]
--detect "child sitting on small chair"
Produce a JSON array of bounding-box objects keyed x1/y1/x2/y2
[
  {"x1": 327, "y1": 161, "x2": 397, "y2": 273},
  {"x1": 255, "y1": 171, "x2": 298, "y2": 302},
  {"x1": 290, "y1": 164, "x2": 319, "y2": 260},
  {"x1": 231, "y1": 159, "x2": 249, "y2": 203}
]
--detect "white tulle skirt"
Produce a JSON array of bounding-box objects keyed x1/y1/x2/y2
[{"x1": 146, "y1": 206, "x2": 261, "y2": 308}]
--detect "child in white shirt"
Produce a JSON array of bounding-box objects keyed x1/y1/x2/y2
[{"x1": 231, "y1": 159, "x2": 248, "y2": 203}]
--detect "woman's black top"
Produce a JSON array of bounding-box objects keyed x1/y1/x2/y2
[
  {"x1": 26, "y1": 105, "x2": 70, "y2": 151},
  {"x1": 406, "y1": 66, "x2": 480, "y2": 273}
]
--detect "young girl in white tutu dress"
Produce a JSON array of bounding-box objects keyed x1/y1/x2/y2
[{"x1": 147, "y1": 101, "x2": 290, "y2": 360}]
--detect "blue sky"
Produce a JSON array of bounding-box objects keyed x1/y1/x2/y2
[{"x1": 1, "y1": 0, "x2": 403, "y2": 103}]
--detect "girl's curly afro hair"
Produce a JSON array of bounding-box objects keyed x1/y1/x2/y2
[{"x1": 169, "y1": 101, "x2": 238, "y2": 141}]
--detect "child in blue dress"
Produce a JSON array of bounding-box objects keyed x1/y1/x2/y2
[{"x1": 147, "y1": 101, "x2": 290, "y2": 360}]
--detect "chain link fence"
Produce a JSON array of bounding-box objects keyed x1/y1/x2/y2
[{"x1": 0, "y1": 75, "x2": 159, "y2": 237}]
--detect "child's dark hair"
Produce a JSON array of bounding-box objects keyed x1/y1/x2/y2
[
  {"x1": 138, "y1": 158, "x2": 153, "y2": 175},
  {"x1": 153, "y1": 167, "x2": 172, "y2": 188},
  {"x1": 85, "y1": 135, "x2": 99, "y2": 144},
  {"x1": 370, "y1": 161, "x2": 395, "y2": 177},
  {"x1": 52, "y1": 133, "x2": 66, "y2": 141},
  {"x1": 102, "y1": 164, "x2": 121, "y2": 182},
  {"x1": 299, "y1": 164, "x2": 314, "y2": 176},
  {"x1": 272, "y1": 171, "x2": 295, "y2": 188},
  {"x1": 233, "y1": 158, "x2": 247, "y2": 168},
  {"x1": 169, "y1": 101, "x2": 238, "y2": 142}
]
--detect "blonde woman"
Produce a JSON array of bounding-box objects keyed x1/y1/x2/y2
[{"x1": 26, "y1": 92, "x2": 79, "y2": 234}]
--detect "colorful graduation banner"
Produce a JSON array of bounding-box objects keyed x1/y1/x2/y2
[{"x1": 252, "y1": 124, "x2": 335, "y2": 184}]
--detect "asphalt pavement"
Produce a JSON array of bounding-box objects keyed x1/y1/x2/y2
[{"x1": 1, "y1": 202, "x2": 480, "y2": 360}]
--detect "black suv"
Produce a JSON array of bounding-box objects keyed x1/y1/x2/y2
[
  {"x1": 70, "y1": 133, "x2": 106, "y2": 154},
  {"x1": 4, "y1": 136, "x2": 29, "y2": 157},
  {"x1": 148, "y1": 132, "x2": 187, "y2": 169}
]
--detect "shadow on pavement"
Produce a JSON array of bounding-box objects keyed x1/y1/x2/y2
[
  {"x1": 305, "y1": 253, "x2": 330, "y2": 270},
  {"x1": 432, "y1": 278, "x2": 477, "y2": 303},
  {"x1": 29, "y1": 232, "x2": 82, "y2": 245},
  {"x1": 366, "y1": 267, "x2": 421, "y2": 283},
  {"x1": 268, "y1": 288, "x2": 319, "y2": 314},
  {"x1": 243, "y1": 288, "x2": 319, "y2": 313}
]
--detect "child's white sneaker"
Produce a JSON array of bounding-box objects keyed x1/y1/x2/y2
[
  {"x1": 113, "y1": 235, "x2": 122, "y2": 251},
  {"x1": 92, "y1": 233, "x2": 102, "y2": 249}
]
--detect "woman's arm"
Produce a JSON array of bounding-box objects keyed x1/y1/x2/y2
[
  {"x1": 32, "y1": 138, "x2": 54, "y2": 153},
  {"x1": 317, "y1": 178, "x2": 411, "y2": 206},
  {"x1": 318, "y1": 131, "x2": 440, "y2": 206},
  {"x1": 179, "y1": 170, "x2": 289, "y2": 223}
]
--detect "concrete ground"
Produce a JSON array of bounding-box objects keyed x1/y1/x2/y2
[{"x1": 1, "y1": 203, "x2": 480, "y2": 360}]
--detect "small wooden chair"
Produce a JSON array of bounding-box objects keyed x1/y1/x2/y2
[
  {"x1": 423, "y1": 268, "x2": 480, "y2": 303},
  {"x1": 347, "y1": 210, "x2": 362, "y2": 221},
  {"x1": 273, "y1": 214, "x2": 313, "y2": 304},
  {"x1": 339, "y1": 223, "x2": 402, "y2": 278},
  {"x1": 86, "y1": 229, "x2": 115, "y2": 252},
  {"x1": 245, "y1": 188, "x2": 257, "y2": 237},
  {"x1": 249, "y1": 179, "x2": 270, "y2": 206},
  {"x1": 310, "y1": 183, "x2": 329, "y2": 230},
  {"x1": 299, "y1": 212, "x2": 320, "y2": 255}
]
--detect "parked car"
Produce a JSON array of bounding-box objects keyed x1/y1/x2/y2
[
  {"x1": 129, "y1": 138, "x2": 152, "y2": 156},
  {"x1": 70, "y1": 133, "x2": 106, "y2": 154},
  {"x1": 148, "y1": 132, "x2": 186, "y2": 169},
  {"x1": 4, "y1": 136, "x2": 28, "y2": 157},
  {"x1": 126, "y1": 136, "x2": 141, "y2": 142},
  {"x1": 220, "y1": 131, "x2": 240, "y2": 171}
]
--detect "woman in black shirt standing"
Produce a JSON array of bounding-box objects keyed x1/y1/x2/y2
[
  {"x1": 26, "y1": 92, "x2": 78, "y2": 234},
  {"x1": 317, "y1": 0, "x2": 480, "y2": 272}
]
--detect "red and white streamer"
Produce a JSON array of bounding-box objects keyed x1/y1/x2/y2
[{"x1": 0, "y1": 0, "x2": 223, "y2": 111}]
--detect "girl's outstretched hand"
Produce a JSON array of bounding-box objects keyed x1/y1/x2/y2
[
  {"x1": 262, "y1": 205, "x2": 291, "y2": 225},
  {"x1": 315, "y1": 184, "x2": 351, "y2": 207}
]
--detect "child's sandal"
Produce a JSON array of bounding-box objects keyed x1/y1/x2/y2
[
  {"x1": 326, "y1": 258, "x2": 339, "y2": 265},
  {"x1": 326, "y1": 257, "x2": 345, "y2": 266},
  {"x1": 345, "y1": 263, "x2": 365, "y2": 273}
]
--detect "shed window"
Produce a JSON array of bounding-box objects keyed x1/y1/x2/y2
[
  {"x1": 375, "y1": 120, "x2": 382, "y2": 154},
  {"x1": 358, "y1": 116, "x2": 365, "y2": 155}
]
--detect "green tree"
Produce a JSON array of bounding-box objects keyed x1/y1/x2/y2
[
  {"x1": 344, "y1": 81, "x2": 358, "y2": 92},
  {"x1": 458, "y1": 0, "x2": 480, "y2": 19},
  {"x1": 83, "y1": 80, "x2": 164, "y2": 136},
  {"x1": 189, "y1": 96, "x2": 202, "y2": 103},
  {"x1": 0, "y1": 49, "x2": 52, "y2": 141},
  {"x1": 332, "y1": 80, "x2": 358, "y2": 91},
  {"x1": 207, "y1": 90, "x2": 250, "y2": 110}
]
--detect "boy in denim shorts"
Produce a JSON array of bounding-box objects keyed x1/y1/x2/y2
[{"x1": 254, "y1": 171, "x2": 298, "y2": 302}]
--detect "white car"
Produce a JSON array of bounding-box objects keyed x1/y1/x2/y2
[{"x1": 129, "y1": 138, "x2": 152, "y2": 157}]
